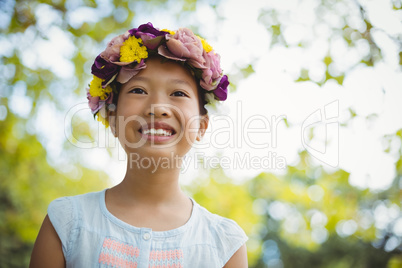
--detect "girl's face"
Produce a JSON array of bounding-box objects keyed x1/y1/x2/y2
[{"x1": 110, "y1": 57, "x2": 208, "y2": 159}]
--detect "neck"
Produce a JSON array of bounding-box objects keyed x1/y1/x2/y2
[{"x1": 115, "y1": 153, "x2": 186, "y2": 205}]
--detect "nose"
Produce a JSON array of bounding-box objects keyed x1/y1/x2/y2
[{"x1": 144, "y1": 103, "x2": 172, "y2": 118}]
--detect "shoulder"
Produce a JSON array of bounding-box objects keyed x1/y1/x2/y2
[
  {"x1": 192, "y1": 201, "x2": 248, "y2": 266},
  {"x1": 47, "y1": 190, "x2": 105, "y2": 258},
  {"x1": 48, "y1": 190, "x2": 102, "y2": 225},
  {"x1": 194, "y1": 202, "x2": 247, "y2": 238},
  {"x1": 48, "y1": 190, "x2": 103, "y2": 215}
]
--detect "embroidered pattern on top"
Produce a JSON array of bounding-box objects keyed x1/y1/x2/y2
[
  {"x1": 98, "y1": 238, "x2": 140, "y2": 268},
  {"x1": 98, "y1": 238, "x2": 184, "y2": 268},
  {"x1": 149, "y1": 249, "x2": 184, "y2": 268}
]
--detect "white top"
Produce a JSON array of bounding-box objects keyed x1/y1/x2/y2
[{"x1": 48, "y1": 189, "x2": 248, "y2": 268}]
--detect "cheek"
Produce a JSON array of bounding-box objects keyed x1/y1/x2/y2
[
  {"x1": 115, "y1": 119, "x2": 140, "y2": 150},
  {"x1": 182, "y1": 115, "x2": 202, "y2": 143},
  {"x1": 114, "y1": 106, "x2": 145, "y2": 148},
  {"x1": 116, "y1": 96, "x2": 145, "y2": 121},
  {"x1": 184, "y1": 100, "x2": 203, "y2": 129}
]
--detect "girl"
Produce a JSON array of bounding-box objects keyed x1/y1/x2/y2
[{"x1": 30, "y1": 23, "x2": 248, "y2": 268}]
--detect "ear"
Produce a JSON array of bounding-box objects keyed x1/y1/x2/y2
[
  {"x1": 196, "y1": 114, "x2": 209, "y2": 141},
  {"x1": 108, "y1": 104, "x2": 117, "y2": 137}
]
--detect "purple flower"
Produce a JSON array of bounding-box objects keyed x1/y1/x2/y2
[
  {"x1": 100, "y1": 31, "x2": 130, "y2": 63},
  {"x1": 91, "y1": 55, "x2": 120, "y2": 87},
  {"x1": 200, "y1": 51, "x2": 222, "y2": 91},
  {"x1": 158, "y1": 28, "x2": 205, "y2": 67},
  {"x1": 129, "y1": 22, "x2": 167, "y2": 38},
  {"x1": 213, "y1": 75, "x2": 229, "y2": 101},
  {"x1": 129, "y1": 22, "x2": 167, "y2": 49}
]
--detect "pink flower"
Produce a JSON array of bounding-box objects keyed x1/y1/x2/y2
[
  {"x1": 87, "y1": 91, "x2": 101, "y2": 114},
  {"x1": 200, "y1": 51, "x2": 222, "y2": 91},
  {"x1": 87, "y1": 91, "x2": 113, "y2": 114},
  {"x1": 100, "y1": 31, "x2": 130, "y2": 63},
  {"x1": 158, "y1": 28, "x2": 205, "y2": 68},
  {"x1": 116, "y1": 59, "x2": 147, "y2": 84}
]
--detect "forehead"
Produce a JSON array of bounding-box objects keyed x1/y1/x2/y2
[{"x1": 124, "y1": 57, "x2": 197, "y2": 88}]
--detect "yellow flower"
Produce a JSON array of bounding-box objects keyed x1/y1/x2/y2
[
  {"x1": 120, "y1": 36, "x2": 148, "y2": 63},
  {"x1": 197, "y1": 36, "x2": 213, "y2": 53},
  {"x1": 161, "y1": 29, "x2": 176, "y2": 35},
  {"x1": 97, "y1": 110, "x2": 109, "y2": 128},
  {"x1": 89, "y1": 76, "x2": 112, "y2": 100}
]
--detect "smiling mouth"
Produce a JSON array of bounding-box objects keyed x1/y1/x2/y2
[
  {"x1": 141, "y1": 128, "x2": 174, "y2": 136},
  {"x1": 139, "y1": 122, "x2": 177, "y2": 137}
]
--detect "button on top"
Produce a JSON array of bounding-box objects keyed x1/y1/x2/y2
[{"x1": 143, "y1": 232, "x2": 151, "y2": 240}]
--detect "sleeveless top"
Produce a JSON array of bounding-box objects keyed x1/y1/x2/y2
[{"x1": 47, "y1": 189, "x2": 248, "y2": 268}]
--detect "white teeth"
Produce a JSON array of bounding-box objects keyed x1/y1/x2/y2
[{"x1": 142, "y1": 128, "x2": 172, "y2": 136}]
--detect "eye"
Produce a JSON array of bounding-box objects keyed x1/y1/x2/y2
[
  {"x1": 129, "y1": 88, "x2": 147, "y2": 94},
  {"x1": 171, "y1": 91, "x2": 188, "y2": 97}
]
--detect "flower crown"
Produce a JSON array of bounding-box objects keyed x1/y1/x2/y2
[{"x1": 87, "y1": 22, "x2": 229, "y2": 127}]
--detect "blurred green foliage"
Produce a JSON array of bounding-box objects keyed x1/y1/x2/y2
[{"x1": 1, "y1": 0, "x2": 401, "y2": 267}]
